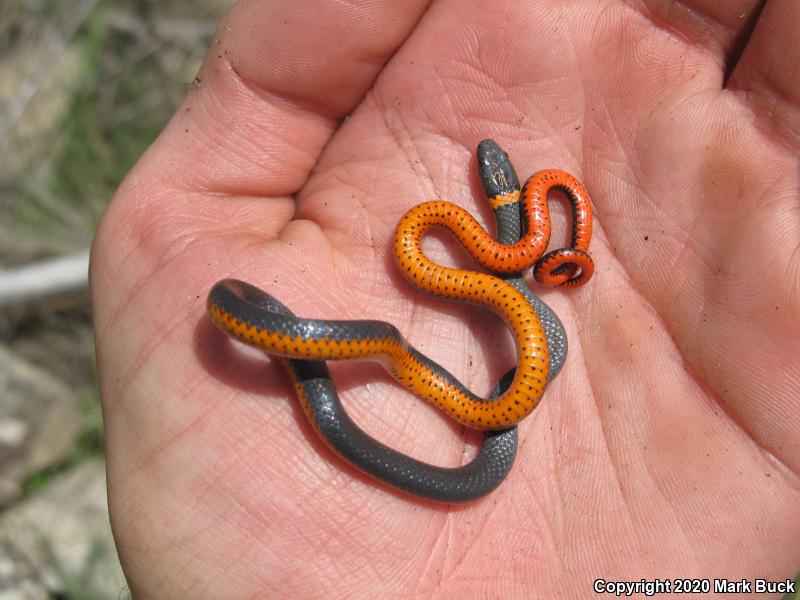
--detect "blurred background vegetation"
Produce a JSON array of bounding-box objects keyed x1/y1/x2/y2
[{"x1": 0, "y1": 0, "x2": 233, "y2": 596}]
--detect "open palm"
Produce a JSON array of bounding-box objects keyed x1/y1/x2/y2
[{"x1": 91, "y1": 1, "x2": 800, "y2": 597}]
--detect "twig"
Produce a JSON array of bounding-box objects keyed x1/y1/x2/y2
[{"x1": 0, "y1": 249, "x2": 89, "y2": 310}]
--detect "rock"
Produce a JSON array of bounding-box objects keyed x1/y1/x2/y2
[
  {"x1": 0, "y1": 459, "x2": 127, "y2": 598},
  {"x1": 0, "y1": 345, "x2": 83, "y2": 506},
  {"x1": 0, "y1": 539, "x2": 50, "y2": 599}
]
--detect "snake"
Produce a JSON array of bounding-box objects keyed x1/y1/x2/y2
[{"x1": 207, "y1": 139, "x2": 593, "y2": 501}]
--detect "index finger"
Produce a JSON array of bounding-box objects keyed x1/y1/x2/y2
[{"x1": 126, "y1": 0, "x2": 431, "y2": 198}]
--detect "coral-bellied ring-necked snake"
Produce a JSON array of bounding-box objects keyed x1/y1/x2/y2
[{"x1": 207, "y1": 139, "x2": 594, "y2": 502}]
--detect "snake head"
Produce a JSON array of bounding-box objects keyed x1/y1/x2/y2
[{"x1": 477, "y1": 139, "x2": 520, "y2": 199}]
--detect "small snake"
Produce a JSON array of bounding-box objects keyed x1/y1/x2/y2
[{"x1": 207, "y1": 140, "x2": 593, "y2": 501}]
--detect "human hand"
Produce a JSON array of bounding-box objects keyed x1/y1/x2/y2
[{"x1": 91, "y1": 0, "x2": 800, "y2": 597}]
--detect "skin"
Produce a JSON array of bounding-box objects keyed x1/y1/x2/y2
[{"x1": 90, "y1": 0, "x2": 800, "y2": 598}]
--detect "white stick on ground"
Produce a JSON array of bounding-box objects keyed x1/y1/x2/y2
[{"x1": 0, "y1": 250, "x2": 90, "y2": 310}]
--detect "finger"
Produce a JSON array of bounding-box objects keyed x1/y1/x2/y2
[
  {"x1": 134, "y1": 0, "x2": 431, "y2": 198},
  {"x1": 91, "y1": 1, "x2": 431, "y2": 316},
  {"x1": 91, "y1": 1, "x2": 431, "y2": 372},
  {"x1": 727, "y1": 0, "x2": 800, "y2": 148},
  {"x1": 635, "y1": 0, "x2": 764, "y2": 62}
]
